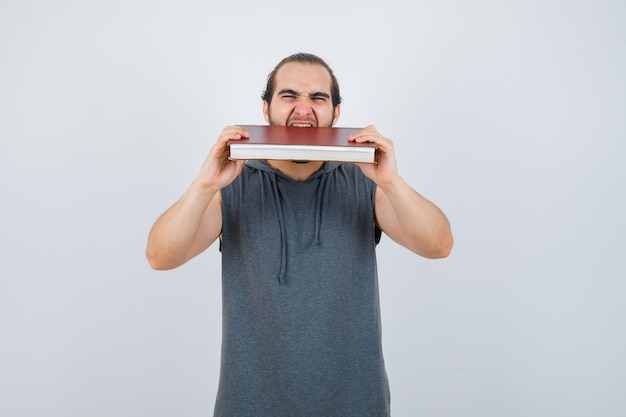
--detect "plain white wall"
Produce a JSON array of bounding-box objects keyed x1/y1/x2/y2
[{"x1": 1, "y1": 1, "x2": 625, "y2": 416}]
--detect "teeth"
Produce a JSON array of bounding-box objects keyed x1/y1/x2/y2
[{"x1": 292, "y1": 123, "x2": 312, "y2": 127}]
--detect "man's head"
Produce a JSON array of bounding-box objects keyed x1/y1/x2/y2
[{"x1": 262, "y1": 53, "x2": 342, "y2": 128}]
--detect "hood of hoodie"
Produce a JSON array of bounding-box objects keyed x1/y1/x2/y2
[
  {"x1": 244, "y1": 160, "x2": 342, "y2": 284},
  {"x1": 245, "y1": 160, "x2": 342, "y2": 180}
]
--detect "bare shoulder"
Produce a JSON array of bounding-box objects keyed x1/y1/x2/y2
[
  {"x1": 189, "y1": 191, "x2": 223, "y2": 258},
  {"x1": 373, "y1": 186, "x2": 395, "y2": 233}
]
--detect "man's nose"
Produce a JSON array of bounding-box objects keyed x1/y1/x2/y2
[{"x1": 293, "y1": 96, "x2": 313, "y2": 115}]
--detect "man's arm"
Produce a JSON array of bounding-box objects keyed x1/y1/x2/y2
[
  {"x1": 373, "y1": 180, "x2": 453, "y2": 258},
  {"x1": 146, "y1": 184, "x2": 222, "y2": 270},
  {"x1": 350, "y1": 126, "x2": 453, "y2": 258},
  {"x1": 146, "y1": 126, "x2": 249, "y2": 270}
]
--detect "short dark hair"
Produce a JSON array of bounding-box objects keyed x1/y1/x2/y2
[{"x1": 261, "y1": 52, "x2": 342, "y2": 109}]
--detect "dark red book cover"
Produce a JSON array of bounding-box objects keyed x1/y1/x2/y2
[
  {"x1": 234, "y1": 125, "x2": 366, "y2": 146},
  {"x1": 227, "y1": 125, "x2": 376, "y2": 163}
]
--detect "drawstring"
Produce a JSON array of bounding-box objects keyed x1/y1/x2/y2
[
  {"x1": 270, "y1": 172, "x2": 288, "y2": 285},
  {"x1": 313, "y1": 174, "x2": 329, "y2": 246},
  {"x1": 266, "y1": 163, "x2": 332, "y2": 284}
]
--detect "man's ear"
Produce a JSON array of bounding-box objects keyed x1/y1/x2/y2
[
  {"x1": 263, "y1": 101, "x2": 270, "y2": 123},
  {"x1": 332, "y1": 104, "x2": 341, "y2": 126}
]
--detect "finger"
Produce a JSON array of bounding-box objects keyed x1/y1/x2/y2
[
  {"x1": 348, "y1": 125, "x2": 380, "y2": 142},
  {"x1": 232, "y1": 125, "x2": 250, "y2": 138},
  {"x1": 218, "y1": 126, "x2": 250, "y2": 145},
  {"x1": 351, "y1": 133, "x2": 388, "y2": 147}
]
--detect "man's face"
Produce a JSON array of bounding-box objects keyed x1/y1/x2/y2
[{"x1": 263, "y1": 62, "x2": 340, "y2": 128}]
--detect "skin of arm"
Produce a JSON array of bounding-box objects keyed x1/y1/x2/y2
[
  {"x1": 351, "y1": 125, "x2": 453, "y2": 259},
  {"x1": 147, "y1": 123, "x2": 452, "y2": 268},
  {"x1": 145, "y1": 126, "x2": 249, "y2": 270}
]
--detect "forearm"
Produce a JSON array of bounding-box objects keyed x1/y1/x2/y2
[
  {"x1": 146, "y1": 180, "x2": 220, "y2": 270},
  {"x1": 378, "y1": 176, "x2": 453, "y2": 258}
]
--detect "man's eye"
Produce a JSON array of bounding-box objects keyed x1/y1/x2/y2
[
  {"x1": 282, "y1": 95, "x2": 297, "y2": 100},
  {"x1": 312, "y1": 96, "x2": 327, "y2": 102}
]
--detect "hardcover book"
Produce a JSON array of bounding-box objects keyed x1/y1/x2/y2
[{"x1": 228, "y1": 125, "x2": 377, "y2": 163}]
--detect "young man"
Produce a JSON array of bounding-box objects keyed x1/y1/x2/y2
[{"x1": 146, "y1": 53, "x2": 453, "y2": 417}]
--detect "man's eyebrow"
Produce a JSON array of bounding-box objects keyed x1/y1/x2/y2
[
  {"x1": 278, "y1": 89, "x2": 299, "y2": 96},
  {"x1": 277, "y1": 89, "x2": 330, "y2": 99},
  {"x1": 310, "y1": 92, "x2": 331, "y2": 99}
]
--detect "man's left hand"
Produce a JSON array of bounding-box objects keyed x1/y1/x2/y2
[{"x1": 349, "y1": 125, "x2": 399, "y2": 185}]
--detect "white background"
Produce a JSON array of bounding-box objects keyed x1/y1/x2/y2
[{"x1": 1, "y1": 1, "x2": 625, "y2": 416}]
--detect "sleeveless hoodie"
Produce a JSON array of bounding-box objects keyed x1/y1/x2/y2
[{"x1": 215, "y1": 160, "x2": 390, "y2": 417}]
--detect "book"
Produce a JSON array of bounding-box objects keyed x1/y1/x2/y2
[{"x1": 228, "y1": 125, "x2": 377, "y2": 163}]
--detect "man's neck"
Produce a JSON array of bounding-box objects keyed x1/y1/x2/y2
[{"x1": 267, "y1": 160, "x2": 325, "y2": 182}]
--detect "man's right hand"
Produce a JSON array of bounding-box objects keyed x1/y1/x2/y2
[
  {"x1": 146, "y1": 126, "x2": 250, "y2": 270},
  {"x1": 196, "y1": 125, "x2": 249, "y2": 190}
]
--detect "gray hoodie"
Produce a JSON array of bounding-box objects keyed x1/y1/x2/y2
[{"x1": 216, "y1": 160, "x2": 389, "y2": 417}]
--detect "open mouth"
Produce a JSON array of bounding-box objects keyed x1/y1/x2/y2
[{"x1": 290, "y1": 123, "x2": 314, "y2": 128}]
